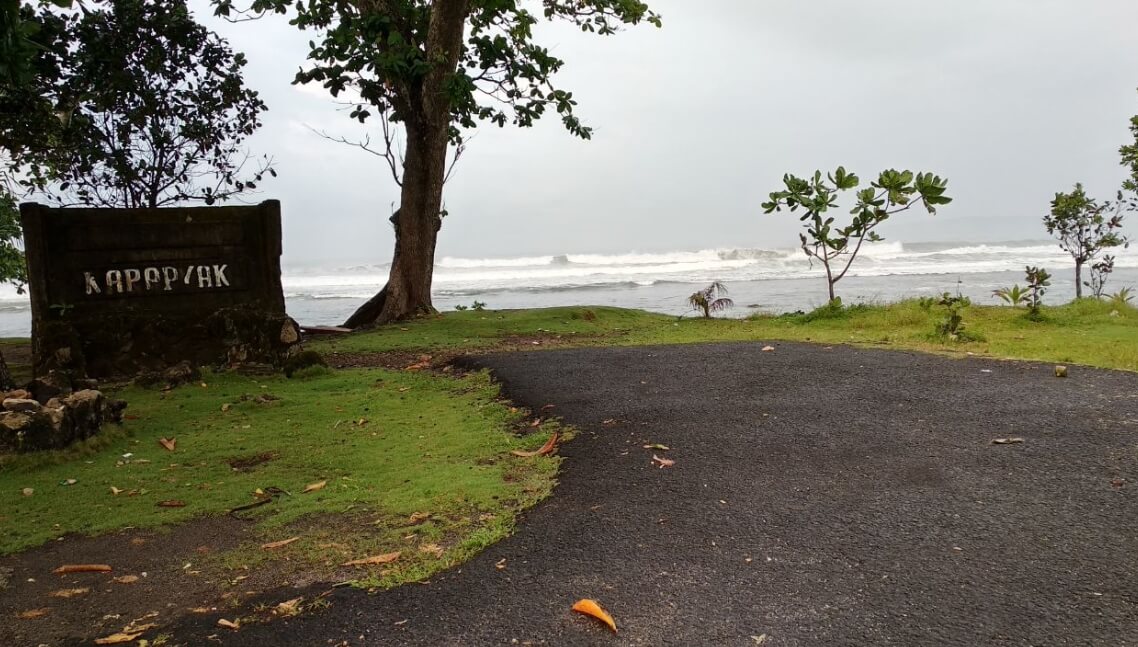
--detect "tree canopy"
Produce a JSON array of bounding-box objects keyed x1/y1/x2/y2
[
  {"x1": 211, "y1": 0, "x2": 660, "y2": 326},
  {"x1": 1123, "y1": 88, "x2": 1138, "y2": 196},
  {"x1": 215, "y1": 0, "x2": 659, "y2": 150},
  {"x1": 3, "y1": 0, "x2": 273, "y2": 207},
  {"x1": 763, "y1": 167, "x2": 951, "y2": 303}
]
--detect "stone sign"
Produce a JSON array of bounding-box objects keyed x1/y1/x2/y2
[{"x1": 20, "y1": 200, "x2": 299, "y2": 378}]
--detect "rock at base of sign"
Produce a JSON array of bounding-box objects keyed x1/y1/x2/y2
[
  {"x1": 280, "y1": 319, "x2": 301, "y2": 345},
  {"x1": 0, "y1": 387, "x2": 127, "y2": 454}
]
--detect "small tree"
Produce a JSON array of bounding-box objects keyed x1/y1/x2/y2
[
  {"x1": 687, "y1": 282, "x2": 733, "y2": 319},
  {"x1": 1024, "y1": 266, "x2": 1051, "y2": 317},
  {"x1": 3, "y1": 0, "x2": 273, "y2": 207},
  {"x1": 762, "y1": 167, "x2": 951, "y2": 303},
  {"x1": 1043, "y1": 184, "x2": 1128, "y2": 299}
]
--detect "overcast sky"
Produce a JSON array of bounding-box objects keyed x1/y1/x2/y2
[{"x1": 191, "y1": 0, "x2": 1138, "y2": 266}]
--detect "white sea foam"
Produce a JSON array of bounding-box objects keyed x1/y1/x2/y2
[{"x1": 267, "y1": 240, "x2": 1138, "y2": 300}]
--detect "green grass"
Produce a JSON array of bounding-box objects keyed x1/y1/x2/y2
[
  {"x1": 1, "y1": 297, "x2": 1134, "y2": 591},
  {"x1": 0, "y1": 367, "x2": 562, "y2": 587},
  {"x1": 313, "y1": 300, "x2": 1138, "y2": 372}
]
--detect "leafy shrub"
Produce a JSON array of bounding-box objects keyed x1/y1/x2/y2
[
  {"x1": 932, "y1": 292, "x2": 976, "y2": 340},
  {"x1": 688, "y1": 282, "x2": 734, "y2": 319},
  {"x1": 1024, "y1": 266, "x2": 1052, "y2": 320},
  {"x1": 1109, "y1": 287, "x2": 1134, "y2": 308},
  {"x1": 993, "y1": 284, "x2": 1028, "y2": 307},
  {"x1": 284, "y1": 350, "x2": 328, "y2": 378}
]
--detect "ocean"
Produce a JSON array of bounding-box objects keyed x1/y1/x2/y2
[{"x1": 2, "y1": 240, "x2": 1135, "y2": 336}]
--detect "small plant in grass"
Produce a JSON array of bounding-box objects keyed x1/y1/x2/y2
[
  {"x1": 283, "y1": 350, "x2": 328, "y2": 378},
  {"x1": 762, "y1": 167, "x2": 951, "y2": 303},
  {"x1": 1108, "y1": 287, "x2": 1134, "y2": 307},
  {"x1": 687, "y1": 281, "x2": 734, "y2": 318},
  {"x1": 932, "y1": 292, "x2": 973, "y2": 341},
  {"x1": 1024, "y1": 266, "x2": 1052, "y2": 320},
  {"x1": 993, "y1": 284, "x2": 1029, "y2": 307}
]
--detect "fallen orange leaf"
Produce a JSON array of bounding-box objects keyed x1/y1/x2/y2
[
  {"x1": 113, "y1": 575, "x2": 139, "y2": 584},
  {"x1": 303, "y1": 480, "x2": 327, "y2": 493},
  {"x1": 261, "y1": 537, "x2": 300, "y2": 550},
  {"x1": 53, "y1": 564, "x2": 112, "y2": 575},
  {"x1": 18, "y1": 608, "x2": 50, "y2": 619},
  {"x1": 158, "y1": 437, "x2": 176, "y2": 452},
  {"x1": 217, "y1": 618, "x2": 240, "y2": 630},
  {"x1": 652, "y1": 454, "x2": 675, "y2": 468},
  {"x1": 572, "y1": 599, "x2": 617, "y2": 633},
  {"x1": 511, "y1": 432, "x2": 559, "y2": 458},
  {"x1": 341, "y1": 551, "x2": 401, "y2": 567}
]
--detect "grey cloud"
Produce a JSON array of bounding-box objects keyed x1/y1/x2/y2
[{"x1": 191, "y1": 0, "x2": 1138, "y2": 265}]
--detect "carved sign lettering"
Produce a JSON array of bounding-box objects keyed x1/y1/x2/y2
[{"x1": 83, "y1": 264, "x2": 231, "y2": 295}]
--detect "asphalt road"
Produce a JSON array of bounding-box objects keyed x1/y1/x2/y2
[{"x1": 168, "y1": 342, "x2": 1138, "y2": 646}]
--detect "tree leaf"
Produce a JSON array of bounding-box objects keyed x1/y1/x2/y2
[
  {"x1": 341, "y1": 551, "x2": 401, "y2": 567},
  {"x1": 303, "y1": 480, "x2": 327, "y2": 493},
  {"x1": 53, "y1": 564, "x2": 112, "y2": 574},
  {"x1": 510, "y1": 431, "x2": 559, "y2": 458},
  {"x1": 261, "y1": 537, "x2": 300, "y2": 550},
  {"x1": 572, "y1": 598, "x2": 617, "y2": 633},
  {"x1": 95, "y1": 631, "x2": 146, "y2": 644}
]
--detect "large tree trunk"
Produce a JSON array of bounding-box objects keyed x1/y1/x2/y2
[
  {"x1": 342, "y1": 0, "x2": 471, "y2": 329},
  {"x1": 0, "y1": 350, "x2": 14, "y2": 391}
]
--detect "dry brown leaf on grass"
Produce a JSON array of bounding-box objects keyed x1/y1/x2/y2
[
  {"x1": 18, "y1": 608, "x2": 50, "y2": 619},
  {"x1": 156, "y1": 500, "x2": 186, "y2": 508},
  {"x1": 21, "y1": 487, "x2": 33, "y2": 496},
  {"x1": 418, "y1": 543, "x2": 445, "y2": 557},
  {"x1": 158, "y1": 437, "x2": 176, "y2": 452},
  {"x1": 408, "y1": 511, "x2": 431, "y2": 524},
  {"x1": 110, "y1": 486, "x2": 124, "y2": 495},
  {"x1": 275, "y1": 597, "x2": 304, "y2": 616},
  {"x1": 303, "y1": 480, "x2": 327, "y2": 493},
  {"x1": 53, "y1": 564, "x2": 111, "y2": 574},
  {"x1": 94, "y1": 631, "x2": 145, "y2": 645},
  {"x1": 572, "y1": 599, "x2": 617, "y2": 633},
  {"x1": 49, "y1": 587, "x2": 90, "y2": 598},
  {"x1": 341, "y1": 551, "x2": 401, "y2": 567},
  {"x1": 217, "y1": 618, "x2": 240, "y2": 630},
  {"x1": 261, "y1": 536, "x2": 300, "y2": 550},
  {"x1": 113, "y1": 575, "x2": 139, "y2": 584},
  {"x1": 652, "y1": 454, "x2": 675, "y2": 468},
  {"x1": 510, "y1": 432, "x2": 559, "y2": 458}
]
